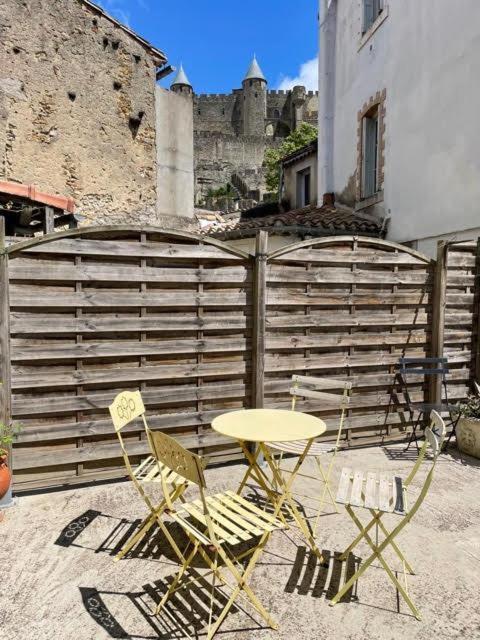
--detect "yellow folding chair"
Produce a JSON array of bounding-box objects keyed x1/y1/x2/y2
[
  {"x1": 148, "y1": 429, "x2": 286, "y2": 639},
  {"x1": 109, "y1": 391, "x2": 190, "y2": 562},
  {"x1": 330, "y1": 410, "x2": 446, "y2": 620},
  {"x1": 266, "y1": 375, "x2": 351, "y2": 534}
]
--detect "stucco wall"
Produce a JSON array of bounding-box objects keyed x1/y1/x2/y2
[
  {"x1": 319, "y1": 0, "x2": 480, "y2": 248},
  {"x1": 284, "y1": 153, "x2": 318, "y2": 208},
  {"x1": 156, "y1": 87, "x2": 194, "y2": 219},
  {"x1": 0, "y1": 0, "x2": 161, "y2": 224}
]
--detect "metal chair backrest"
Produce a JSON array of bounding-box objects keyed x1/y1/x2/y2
[
  {"x1": 396, "y1": 357, "x2": 450, "y2": 408},
  {"x1": 149, "y1": 429, "x2": 206, "y2": 488},
  {"x1": 404, "y1": 410, "x2": 446, "y2": 488},
  {"x1": 109, "y1": 390, "x2": 150, "y2": 480},
  {"x1": 290, "y1": 375, "x2": 352, "y2": 448}
]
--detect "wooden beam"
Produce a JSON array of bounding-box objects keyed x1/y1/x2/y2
[{"x1": 252, "y1": 230, "x2": 267, "y2": 408}]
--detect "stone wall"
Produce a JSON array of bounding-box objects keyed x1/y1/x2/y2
[{"x1": 0, "y1": 0, "x2": 164, "y2": 225}]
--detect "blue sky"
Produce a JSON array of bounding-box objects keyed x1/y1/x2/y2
[{"x1": 96, "y1": 0, "x2": 318, "y2": 93}]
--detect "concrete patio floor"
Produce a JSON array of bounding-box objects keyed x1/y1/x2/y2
[{"x1": 1, "y1": 444, "x2": 480, "y2": 640}]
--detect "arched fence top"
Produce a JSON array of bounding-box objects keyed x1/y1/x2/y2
[
  {"x1": 4, "y1": 225, "x2": 250, "y2": 260},
  {"x1": 267, "y1": 234, "x2": 434, "y2": 265}
]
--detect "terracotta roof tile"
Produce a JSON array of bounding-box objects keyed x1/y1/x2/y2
[{"x1": 202, "y1": 203, "x2": 385, "y2": 239}]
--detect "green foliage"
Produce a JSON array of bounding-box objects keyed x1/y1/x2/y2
[
  {"x1": 207, "y1": 183, "x2": 236, "y2": 199},
  {"x1": 0, "y1": 422, "x2": 22, "y2": 457},
  {"x1": 456, "y1": 395, "x2": 480, "y2": 420},
  {"x1": 263, "y1": 123, "x2": 317, "y2": 193}
]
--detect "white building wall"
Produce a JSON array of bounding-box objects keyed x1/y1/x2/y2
[
  {"x1": 156, "y1": 87, "x2": 194, "y2": 219},
  {"x1": 319, "y1": 0, "x2": 480, "y2": 255}
]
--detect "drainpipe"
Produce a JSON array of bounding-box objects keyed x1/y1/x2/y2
[{"x1": 318, "y1": 0, "x2": 337, "y2": 204}]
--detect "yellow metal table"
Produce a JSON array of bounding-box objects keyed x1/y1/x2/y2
[{"x1": 212, "y1": 408, "x2": 327, "y2": 561}]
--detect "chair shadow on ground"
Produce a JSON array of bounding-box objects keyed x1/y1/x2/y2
[
  {"x1": 285, "y1": 546, "x2": 359, "y2": 602},
  {"x1": 54, "y1": 504, "x2": 272, "y2": 570},
  {"x1": 80, "y1": 568, "x2": 270, "y2": 640}
]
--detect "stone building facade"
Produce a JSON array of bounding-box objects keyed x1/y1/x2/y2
[
  {"x1": 0, "y1": 0, "x2": 194, "y2": 226},
  {"x1": 171, "y1": 58, "x2": 318, "y2": 205}
]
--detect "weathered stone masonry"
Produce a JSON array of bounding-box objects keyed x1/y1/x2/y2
[{"x1": 0, "y1": 0, "x2": 166, "y2": 224}]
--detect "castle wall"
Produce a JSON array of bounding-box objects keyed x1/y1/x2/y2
[
  {"x1": 0, "y1": 0, "x2": 163, "y2": 224},
  {"x1": 192, "y1": 83, "x2": 318, "y2": 204}
]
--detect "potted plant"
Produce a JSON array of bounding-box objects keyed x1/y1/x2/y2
[
  {"x1": 0, "y1": 422, "x2": 21, "y2": 500},
  {"x1": 455, "y1": 394, "x2": 480, "y2": 458}
]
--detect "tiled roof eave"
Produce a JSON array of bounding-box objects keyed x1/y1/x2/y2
[{"x1": 209, "y1": 225, "x2": 384, "y2": 241}]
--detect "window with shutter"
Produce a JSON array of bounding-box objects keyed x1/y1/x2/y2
[
  {"x1": 363, "y1": 0, "x2": 383, "y2": 33},
  {"x1": 362, "y1": 108, "x2": 379, "y2": 198}
]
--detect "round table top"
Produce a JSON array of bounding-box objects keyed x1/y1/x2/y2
[{"x1": 212, "y1": 408, "x2": 326, "y2": 443}]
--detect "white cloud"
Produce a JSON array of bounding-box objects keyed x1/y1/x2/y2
[{"x1": 277, "y1": 57, "x2": 318, "y2": 91}]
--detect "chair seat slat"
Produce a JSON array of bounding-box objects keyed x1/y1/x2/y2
[
  {"x1": 205, "y1": 497, "x2": 263, "y2": 538},
  {"x1": 267, "y1": 440, "x2": 335, "y2": 456},
  {"x1": 180, "y1": 503, "x2": 240, "y2": 545},
  {"x1": 393, "y1": 477, "x2": 406, "y2": 514},
  {"x1": 170, "y1": 512, "x2": 212, "y2": 546},
  {"x1": 223, "y1": 491, "x2": 284, "y2": 531},
  {"x1": 349, "y1": 470, "x2": 364, "y2": 507},
  {"x1": 289, "y1": 387, "x2": 350, "y2": 404},
  {"x1": 292, "y1": 374, "x2": 353, "y2": 389},
  {"x1": 378, "y1": 474, "x2": 392, "y2": 512},
  {"x1": 196, "y1": 498, "x2": 255, "y2": 541},
  {"x1": 364, "y1": 472, "x2": 378, "y2": 510},
  {"x1": 336, "y1": 467, "x2": 351, "y2": 504}
]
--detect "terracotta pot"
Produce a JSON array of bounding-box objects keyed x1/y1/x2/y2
[{"x1": 0, "y1": 454, "x2": 11, "y2": 500}]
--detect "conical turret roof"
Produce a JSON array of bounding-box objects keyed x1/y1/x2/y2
[
  {"x1": 171, "y1": 64, "x2": 192, "y2": 88},
  {"x1": 243, "y1": 55, "x2": 266, "y2": 82}
]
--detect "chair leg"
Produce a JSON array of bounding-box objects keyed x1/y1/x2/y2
[
  {"x1": 405, "y1": 414, "x2": 422, "y2": 453},
  {"x1": 155, "y1": 540, "x2": 200, "y2": 614},
  {"x1": 312, "y1": 456, "x2": 338, "y2": 537},
  {"x1": 114, "y1": 511, "x2": 156, "y2": 562},
  {"x1": 444, "y1": 414, "x2": 460, "y2": 450},
  {"x1": 331, "y1": 506, "x2": 421, "y2": 620}
]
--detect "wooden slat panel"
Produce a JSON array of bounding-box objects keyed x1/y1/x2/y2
[
  {"x1": 11, "y1": 337, "x2": 248, "y2": 361},
  {"x1": 23, "y1": 238, "x2": 243, "y2": 260},
  {"x1": 267, "y1": 290, "x2": 432, "y2": 307},
  {"x1": 12, "y1": 360, "x2": 248, "y2": 390},
  {"x1": 11, "y1": 314, "x2": 249, "y2": 334},
  {"x1": 274, "y1": 248, "x2": 428, "y2": 265},
  {"x1": 10, "y1": 290, "x2": 249, "y2": 308},
  {"x1": 10, "y1": 263, "x2": 250, "y2": 284}
]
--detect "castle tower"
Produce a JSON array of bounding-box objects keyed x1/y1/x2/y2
[
  {"x1": 170, "y1": 64, "x2": 193, "y2": 96},
  {"x1": 242, "y1": 56, "x2": 267, "y2": 136},
  {"x1": 291, "y1": 85, "x2": 306, "y2": 129}
]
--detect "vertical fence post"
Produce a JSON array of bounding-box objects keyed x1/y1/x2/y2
[
  {"x1": 44, "y1": 206, "x2": 55, "y2": 234},
  {"x1": 431, "y1": 240, "x2": 447, "y2": 404},
  {"x1": 474, "y1": 238, "x2": 480, "y2": 384},
  {"x1": 0, "y1": 217, "x2": 13, "y2": 507},
  {"x1": 252, "y1": 230, "x2": 268, "y2": 409}
]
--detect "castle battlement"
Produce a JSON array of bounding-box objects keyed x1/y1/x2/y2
[
  {"x1": 195, "y1": 93, "x2": 234, "y2": 100},
  {"x1": 267, "y1": 89, "x2": 287, "y2": 96}
]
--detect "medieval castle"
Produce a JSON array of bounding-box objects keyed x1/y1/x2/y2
[{"x1": 170, "y1": 57, "x2": 318, "y2": 206}]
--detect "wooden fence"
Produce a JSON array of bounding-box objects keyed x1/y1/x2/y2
[
  {"x1": 4, "y1": 227, "x2": 253, "y2": 490},
  {"x1": 1, "y1": 226, "x2": 478, "y2": 491}
]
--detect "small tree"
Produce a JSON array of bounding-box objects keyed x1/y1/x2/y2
[{"x1": 264, "y1": 123, "x2": 317, "y2": 193}]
